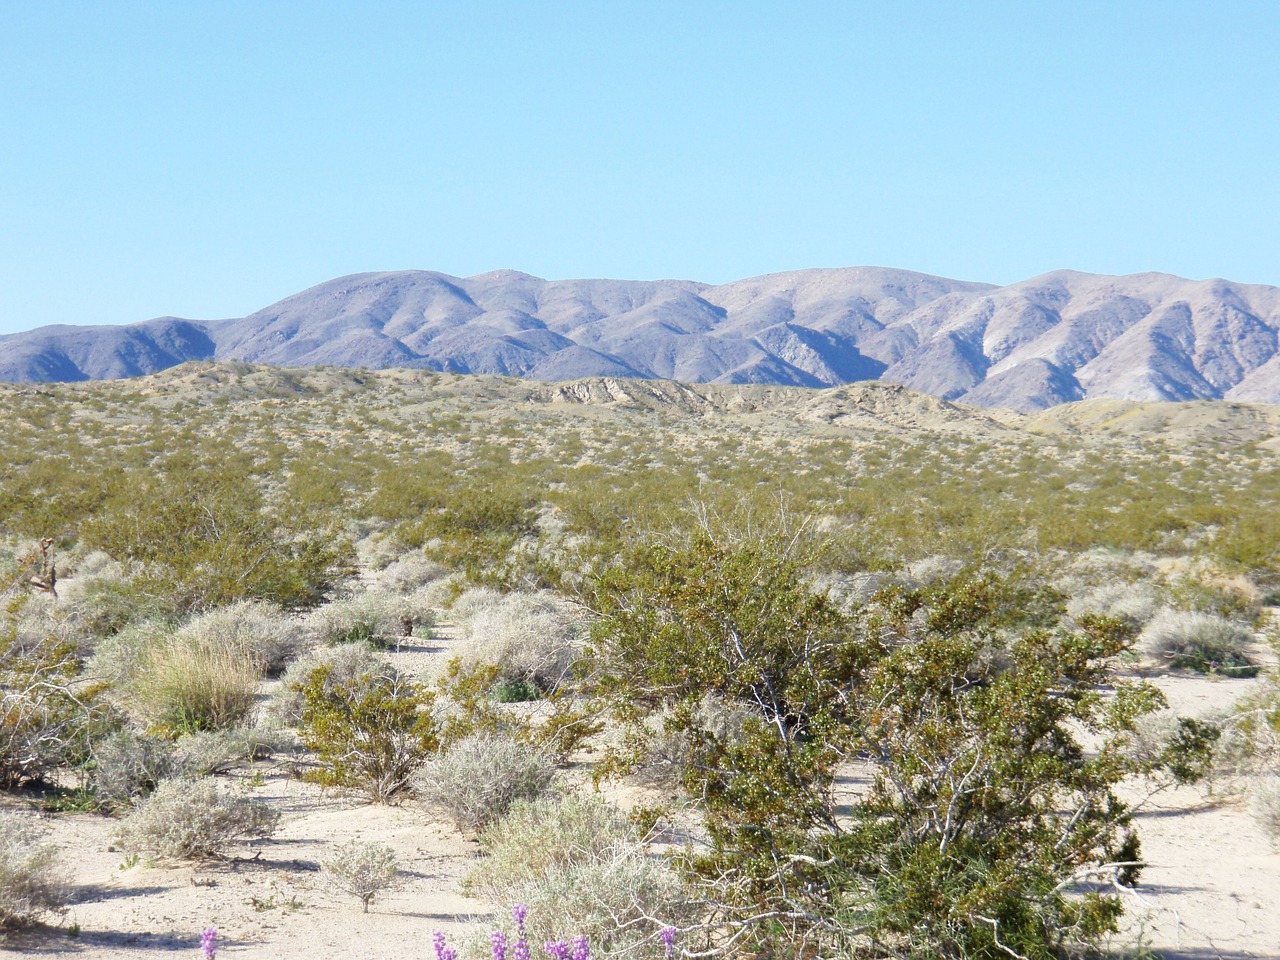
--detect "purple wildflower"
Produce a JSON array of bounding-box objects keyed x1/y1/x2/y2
[
  {"x1": 513, "y1": 938, "x2": 531, "y2": 960},
  {"x1": 492, "y1": 930, "x2": 509, "y2": 960},
  {"x1": 572, "y1": 935, "x2": 590, "y2": 960},
  {"x1": 200, "y1": 927, "x2": 217, "y2": 960},
  {"x1": 513, "y1": 904, "x2": 529, "y2": 939},
  {"x1": 434, "y1": 930, "x2": 449, "y2": 960},
  {"x1": 660, "y1": 926, "x2": 677, "y2": 960},
  {"x1": 544, "y1": 940, "x2": 571, "y2": 960}
]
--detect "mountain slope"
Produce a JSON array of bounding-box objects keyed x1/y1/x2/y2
[{"x1": 3, "y1": 267, "x2": 1280, "y2": 410}]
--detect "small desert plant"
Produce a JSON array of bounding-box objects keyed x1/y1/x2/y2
[
  {"x1": 414, "y1": 733, "x2": 558, "y2": 832},
  {"x1": 114, "y1": 777, "x2": 279, "y2": 860},
  {"x1": 0, "y1": 813, "x2": 71, "y2": 930},
  {"x1": 323, "y1": 840, "x2": 399, "y2": 912},
  {"x1": 1140, "y1": 609, "x2": 1258, "y2": 676},
  {"x1": 297, "y1": 660, "x2": 439, "y2": 801}
]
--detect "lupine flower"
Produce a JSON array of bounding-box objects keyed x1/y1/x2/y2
[
  {"x1": 434, "y1": 930, "x2": 449, "y2": 960},
  {"x1": 660, "y1": 926, "x2": 677, "y2": 960},
  {"x1": 543, "y1": 940, "x2": 571, "y2": 960},
  {"x1": 492, "y1": 930, "x2": 509, "y2": 960},
  {"x1": 200, "y1": 927, "x2": 217, "y2": 960},
  {"x1": 513, "y1": 904, "x2": 529, "y2": 939},
  {"x1": 572, "y1": 935, "x2": 590, "y2": 960},
  {"x1": 513, "y1": 938, "x2": 531, "y2": 960}
]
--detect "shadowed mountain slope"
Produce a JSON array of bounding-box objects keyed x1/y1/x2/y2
[{"x1": 4, "y1": 267, "x2": 1280, "y2": 410}]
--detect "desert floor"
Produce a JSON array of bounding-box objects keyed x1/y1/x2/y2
[{"x1": 3, "y1": 628, "x2": 1278, "y2": 960}]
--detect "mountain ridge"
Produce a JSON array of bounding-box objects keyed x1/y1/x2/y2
[{"x1": 4, "y1": 266, "x2": 1279, "y2": 411}]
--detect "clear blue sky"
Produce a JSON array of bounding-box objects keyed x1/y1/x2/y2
[{"x1": 2, "y1": 1, "x2": 1278, "y2": 335}]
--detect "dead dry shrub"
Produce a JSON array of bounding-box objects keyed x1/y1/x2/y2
[
  {"x1": 414, "y1": 732, "x2": 558, "y2": 832},
  {"x1": 0, "y1": 813, "x2": 71, "y2": 930},
  {"x1": 92, "y1": 729, "x2": 176, "y2": 810},
  {"x1": 451, "y1": 589, "x2": 584, "y2": 690},
  {"x1": 114, "y1": 777, "x2": 279, "y2": 860},
  {"x1": 1066, "y1": 582, "x2": 1158, "y2": 627}
]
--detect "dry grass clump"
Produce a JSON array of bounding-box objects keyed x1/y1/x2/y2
[
  {"x1": 414, "y1": 733, "x2": 558, "y2": 832},
  {"x1": 0, "y1": 813, "x2": 71, "y2": 930},
  {"x1": 1139, "y1": 609, "x2": 1258, "y2": 676},
  {"x1": 465, "y1": 793, "x2": 690, "y2": 955},
  {"x1": 128, "y1": 634, "x2": 261, "y2": 734},
  {"x1": 114, "y1": 777, "x2": 279, "y2": 860},
  {"x1": 94, "y1": 602, "x2": 304, "y2": 734},
  {"x1": 451, "y1": 589, "x2": 585, "y2": 689}
]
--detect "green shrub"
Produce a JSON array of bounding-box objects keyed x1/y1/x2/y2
[
  {"x1": 586, "y1": 533, "x2": 1163, "y2": 960},
  {"x1": 414, "y1": 733, "x2": 557, "y2": 832},
  {"x1": 0, "y1": 813, "x2": 71, "y2": 930},
  {"x1": 113, "y1": 777, "x2": 279, "y2": 860},
  {"x1": 79, "y1": 459, "x2": 353, "y2": 614},
  {"x1": 297, "y1": 660, "x2": 438, "y2": 801}
]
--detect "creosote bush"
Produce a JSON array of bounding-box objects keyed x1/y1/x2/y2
[
  {"x1": 114, "y1": 777, "x2": 279, "y2": 860},
  {"x1": 297, "y1": 660, "x2": 438, "y2": 801},
  {"x1": 414, "y1": 732, "x2": 558, "y2": 832},
  {"x1": 323, "y1": 840, "x2": 399, "y2": 912},
  {"x1": 586, "y1": 532, "x2": 1169, "y2": 960},
  {"x1": 0, "y1": 813, "x2": 71, "y2": 930}
]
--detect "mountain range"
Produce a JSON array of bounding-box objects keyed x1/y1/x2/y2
[{"x1": 3, "y1": 266, "x2": 1279, "y2": 410}]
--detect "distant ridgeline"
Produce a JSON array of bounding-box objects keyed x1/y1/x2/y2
[{"x1": 3, "y1": 266, "x2": 1279, "y2": 411}]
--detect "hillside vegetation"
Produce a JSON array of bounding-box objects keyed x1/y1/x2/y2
[{"x1": 1, "y1": 362, "x2": 1278, "y2": 959}]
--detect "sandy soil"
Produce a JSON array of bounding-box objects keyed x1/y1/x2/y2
[{"x1": 3, "y1": 636, "x2": 1278, "y2": 959}]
